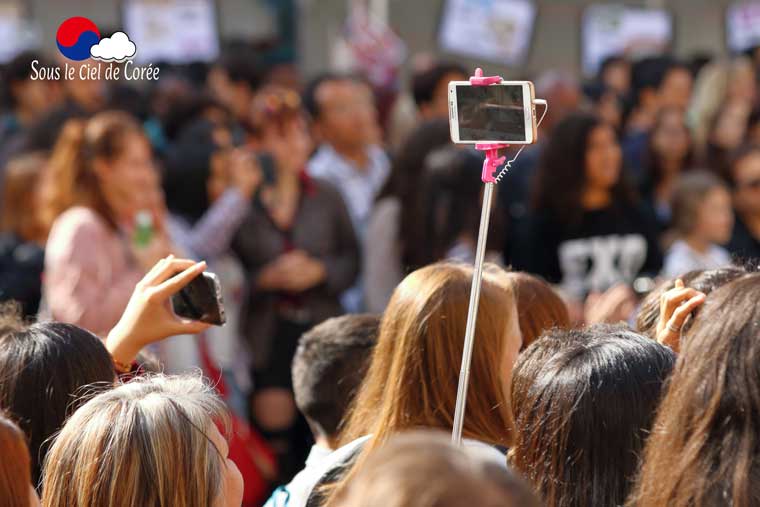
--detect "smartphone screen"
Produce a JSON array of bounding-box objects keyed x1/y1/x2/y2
[{"x1": 455, "y1": 85, "x2": 527, "y2": 142}]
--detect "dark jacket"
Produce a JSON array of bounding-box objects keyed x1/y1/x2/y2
[{"x1": 232, "y1": 176, "x2": 360, "y2": 368}]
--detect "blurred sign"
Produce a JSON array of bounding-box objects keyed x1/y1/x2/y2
[
  {"x1": 123, "y1": 0, "x2": 219, "y2": 64},
  {"x1": 342, "y1": 2, "x2": 406, "y2": 89},
  {"x1": 727, "y1": 2, "x2": 760, "y2": 52},
  {"x1": 582, "y1": 4, "x2": 673, "y2": 76},
  {"x1": 438, "y1": 0, "x2": 537, "y2": 66},
  {"x1": 0, "y1": 3, "x2": 38, "y2": 63}
]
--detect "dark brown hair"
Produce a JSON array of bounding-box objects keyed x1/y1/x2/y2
[
  {"x1": 39, "y1": 111, "x2": 143, "y2": 230},
  {"x1": 0, "y1": 410, "x2": 33, "y2": 507},
  {"x1": 0, "y1": 309, "x2": 115, "y2": 486},
  {"x1": 511, "y1": 325, "x2": 675, "y2": 507},
  {"x1": 629, "y1": 273, "x2": 760, "y2": 507},
  {"x1": 507, "y1": 272, "x2": 570, "y2": 349}
]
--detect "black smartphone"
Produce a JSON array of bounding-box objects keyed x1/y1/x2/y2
[
  {"x1": 171, "y1": 272, "x2": 226, "y2": 326},
  {"x1": 256, "y1": 152, "x2": 277, "y2": 185}
]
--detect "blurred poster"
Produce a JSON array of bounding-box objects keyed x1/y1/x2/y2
[
  {"x1": 582, "y1": 4, "x2": 672, "y2": 76},
  {"x1": 727, "y1": 2, "x2": 760, "y2": 53},
  {"x1": 0, "y1": 3, "x2": 38, "y2": 63},
  {"x1": 438, "y1": 0, "x2": 536, "y2": 66},
  {"x1": 342, "y1": 1, "x2": 406, "y2": 89},
  {"x1": 123, "y1": 0, "x2": 220, "y2": 64}
]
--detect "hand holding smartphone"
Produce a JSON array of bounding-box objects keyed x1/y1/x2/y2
[{"x1": 171, "y1": 271, "x2": 226, "y2": 326}]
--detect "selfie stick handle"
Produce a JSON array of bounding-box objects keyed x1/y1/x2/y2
[{"x1": 452, "y1": 68, "x2": 509, "y2": 446}]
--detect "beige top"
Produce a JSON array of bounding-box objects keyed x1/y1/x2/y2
[{"x1": 44, "y1": 206, "x2": 143, "y2": 336}]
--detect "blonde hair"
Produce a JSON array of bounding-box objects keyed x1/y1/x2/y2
[
  {"x1": 326, "y1": 262, "x2": 518, "y2": 504},
  {"x1": 41, "y1": 374, "x2": 230, "y2": 507}
]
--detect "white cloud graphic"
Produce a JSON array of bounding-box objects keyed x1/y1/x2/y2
[{"x1": 89, "y1": 32, "x2": 136, "y2": 62}]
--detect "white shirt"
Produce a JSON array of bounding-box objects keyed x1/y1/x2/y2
[
  {"x1": 662, "y1": 239, "x2": 732, "y2": 278},
  {"x1": 307, "y1": 144, "x2": 390, "y2": 239}
]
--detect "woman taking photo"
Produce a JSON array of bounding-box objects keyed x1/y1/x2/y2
[
  {"x1": 232, "y1": 86, "x2": 359, "y2": 480},
  {"x1": 42, "y1": 111, "x2": 172, "y2": 335},
  {"x1": 515, "y1": 113, "x2": 662, "y2": 312}
]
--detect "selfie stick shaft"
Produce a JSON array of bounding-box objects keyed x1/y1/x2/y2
[{"x1": 451, "y1": 181, "x2": 495, "y2": 446}]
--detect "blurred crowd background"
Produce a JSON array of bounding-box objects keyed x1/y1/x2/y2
[{"x1": 2, "y1": 0, "x2": 760, "y2": 504}]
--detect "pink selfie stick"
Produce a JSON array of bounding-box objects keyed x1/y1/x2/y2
[{"x1": 451, "y1": 68, "x2": 511, "y2": 446}]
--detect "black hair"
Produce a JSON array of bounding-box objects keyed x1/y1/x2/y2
[
  {"x1": 1, "y1": 51, "x2": 50, "y2": 108},
  {"x1": 511, "y1": 324, "x2": 676, "y2": 507},
  {"x1": 532, "y1": 112, "x2": 636, "y2": 225},
  {"x1": 0, "y1": 313, "x2": 115, "y2": 487},
  {"x1": 597, "y1": 55, "x2": 627, "y2": 81},
  {"x1": 302, "y1": 72, "x2": 358, "y2": 120},
  {"x1": 216, "y1": 50, "x2": 263, "y2": 90},
  {"x1": 162, "y1": 118, "x2": 220, "y2": 225},
  {"x1": 411, "y1": 61, "x2": 467, "y2": 109},
  {"x1": 291, "y1": 314, "x2": 380, "y2": 440},
  {"x1": 376, "y1": 118, "x2": 452, "y2": 266},
  {"x1": 410, "y1": 147, "x2": 503, "y2": 268},
  {"x1": 630, "y1": 56, "x2": 689, "y2": 108}
]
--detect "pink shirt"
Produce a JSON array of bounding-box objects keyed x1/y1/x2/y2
[{"x1": 44, "y1": 206, "x2": 143, "y2": 336}]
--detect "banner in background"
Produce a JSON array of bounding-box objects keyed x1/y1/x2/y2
[
  {"x1": 123, "y1": 0, "x2": 219, "y2": 64},
  {"x1": 438, "y1": 0, "x2": 536, "y2": 66},
  {"x1": 582, "y1": 4, "x2": 672, "y2": 76},
  {"x1": 727, "y1": 2, "x2": 760, "y2": 53}
]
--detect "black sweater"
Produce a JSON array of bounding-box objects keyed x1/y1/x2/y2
[{"x1": 514, "y1": 203, "x2": 662, "y2": 299}]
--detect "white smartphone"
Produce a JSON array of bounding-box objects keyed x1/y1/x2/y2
[{"x1": 448, "y1": 81, "x2": 537, "y2": 144}]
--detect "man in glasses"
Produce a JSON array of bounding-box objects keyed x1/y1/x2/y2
[{"x1": 727, "y1": 145, "x2": 760, "y2": 263}]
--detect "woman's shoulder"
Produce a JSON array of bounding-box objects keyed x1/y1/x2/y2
[{"x1": 47, "y1": 206, "x2": 112, "y2": 242}]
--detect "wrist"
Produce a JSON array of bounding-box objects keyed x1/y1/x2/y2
[{"x1": 106, "y1": 326, "x2": 143, "y2": 368}]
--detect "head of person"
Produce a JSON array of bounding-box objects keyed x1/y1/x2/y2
[
  {"x1": 598, "y1": 55, "x2": 631, "y2": 95},
  {"x1": 58, "y1": 59, "x2": 106, "y2": 113},
  {"x1": 630, "y1": 273, "x2": 760, "y2": 507},
  {"x1": 292, "y1": 314, "x2": 380, "y2": 448},
  {"x1": 708, "y1": 100, "x2": 751, "y2": 160},
  {"x1": 0, "y1": 152, "x2": 48, "y2": 243},
  {"x1": 342, "y1": 261, "x2": 521, "y2": 448},
  {"x1": 163, "y1": 117, "x2": 237, "y2": 224},
  {"x1": 249, "y1": 85, "x2": 312, "y2": 174},
  {"x1": 631, "y1": 57, "x2": 692, "y2": 114},
  {"x1": 0, "y1": 410, "x2": 39, "y2": 507},
  {"x1": 585, "y1": 83, "x2": 625, "y2": 131},
  {"x1": 635, "y1": 266, "x2": 747, "y2": 338},
  {"x1": 533, "y1": 70, "x2": 582, "y2": 133},
  {"x1": 40, "y1": 111, "x2": 155, "y2": 230},
  {"x1": 207, "y1": 51, "x2": 262, "y2": 122},
  {"x1": 2, "y1": 51, "x2": 52, "y2": 121},
  {"x1": 411, "y1": 61, "x2": 467, "y2": 120},
  {"x1": 671, "y1": 170, "x2": 733, "y2": 244},
  {"x1": 41, "y1": 375, "x2": 243, "y2": 507},
  {"x1": 0, "y1": 312, "x2": 115, "y2": 486},
  {"x1": 336, "y1": 430, "x2": 540, "y2": 507},
  {"x1": 644, "y1": 107, "x2": 694, "y2": 184},
  {"x1": 303, "y1": 73, "x2": 379, "y2": 152},
  {"x1": 728, "y1": 144, "x2": 760, "y2": 219},
  {"x1": 510, "y1": 325, "x2": 676, "y2": 507},
  {"x1": 533, "y1": 113, "x2": 633, "y2": 222},
  {"x1": 409, "y1": 147, "x2": 498, "y2": 266},
  {"x1": 504, "y1": 271, "x2": 570, "y2": 349}
]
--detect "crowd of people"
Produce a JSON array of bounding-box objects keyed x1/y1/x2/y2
[{"x1": 1, "y1": 39, "x2": 760, "y2": 507}]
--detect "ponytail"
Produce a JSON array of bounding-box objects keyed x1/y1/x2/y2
[{"x1": 40, "y1": 111, "x2": 143, "y2": 231}]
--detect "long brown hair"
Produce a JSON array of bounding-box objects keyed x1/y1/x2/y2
[
  {"x1": 507, "y1": 272, "x2": 570, "y2": 349},
  {"x1": 629, "y1": 273, "x2": 760, "y2": 507},
  {"x1": 0, "y1": 410, "x2": 33, "y2": 507},
  {"x1": 327, "y1": 262, "x2": 518, "y2": 503},
  {"x1": 39, "y1": 111, "x2": 143, "y2": 230}
]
